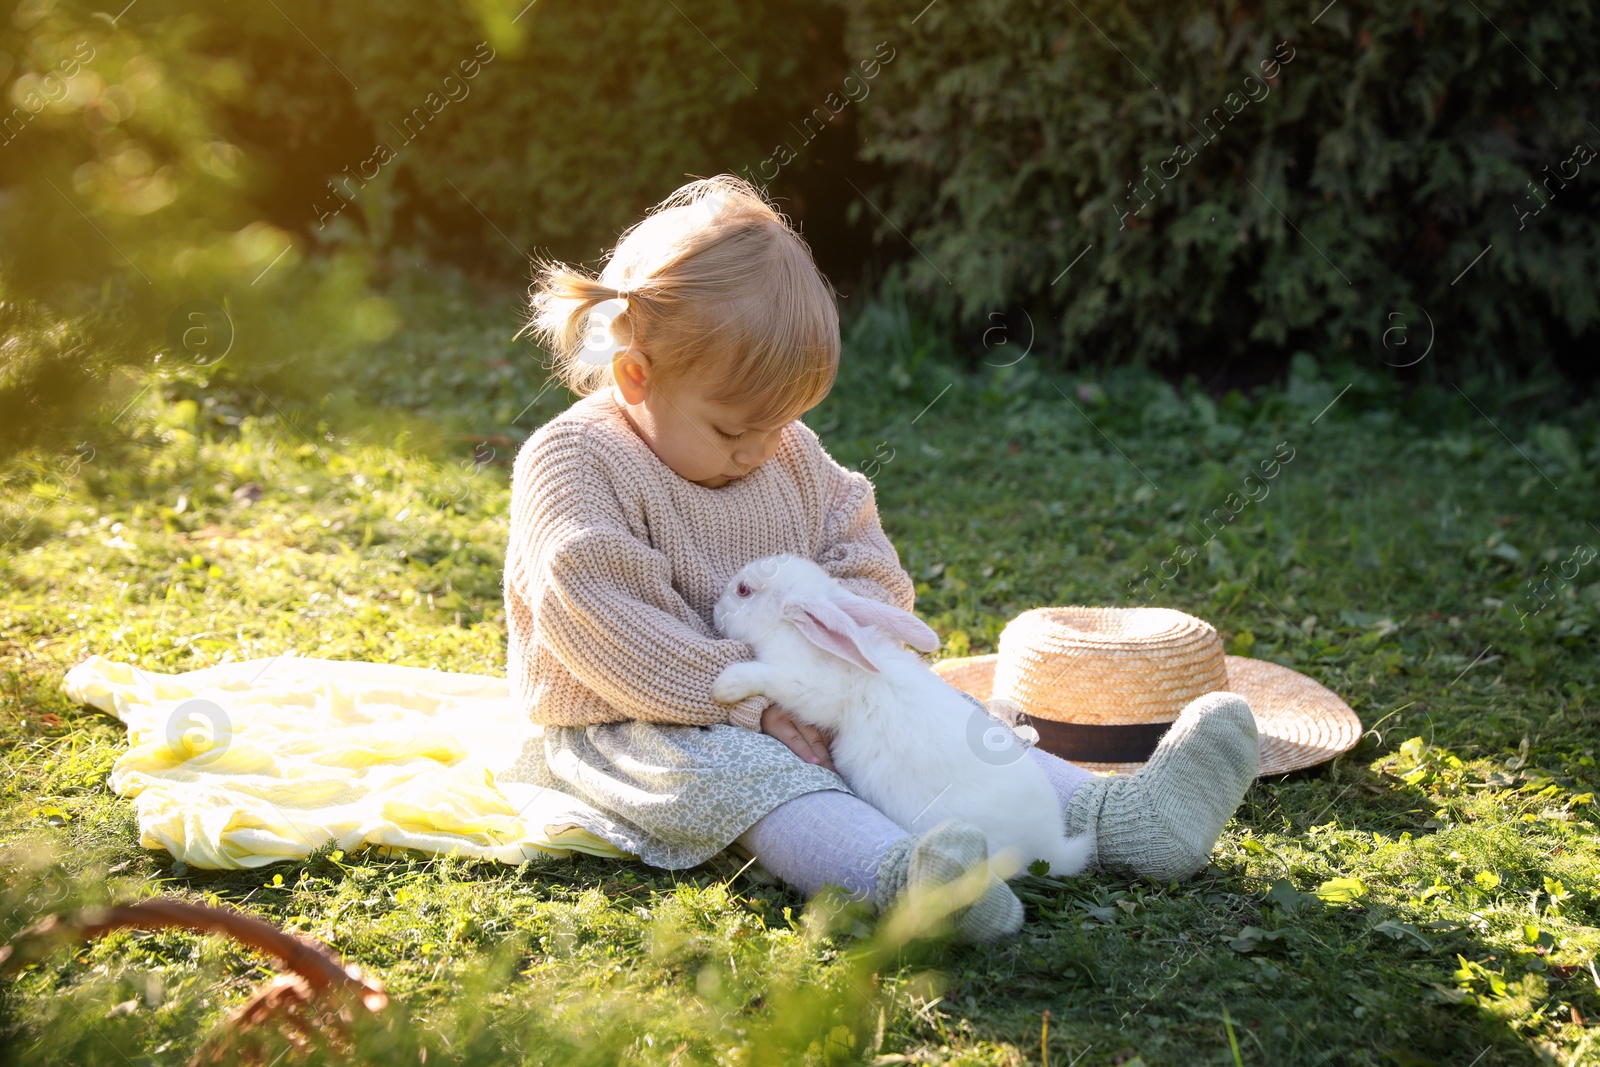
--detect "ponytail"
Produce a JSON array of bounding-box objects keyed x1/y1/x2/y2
[{"x1": 518, "y1": 260, "x2": 650, "y2": 397}]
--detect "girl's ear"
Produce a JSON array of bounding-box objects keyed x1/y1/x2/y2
[
  {"x1": 833, "y1": 592, "x2": 941, "y2": 652},
  {"x1": 782, "y1": 597, "x2": 882, "y2": 673},
  {"x1": 611, "y1": 345, "x2": 652, "y2": 403}
]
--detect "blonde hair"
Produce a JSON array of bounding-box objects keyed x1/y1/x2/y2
[{"x1": 520, "y1": 175, "x2": 840, "y2": 429}]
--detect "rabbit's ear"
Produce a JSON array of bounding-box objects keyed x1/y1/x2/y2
[
  {"x1": 833, "y1": 592, "x2": 941, "y2": 652},
  {"x1": 783, "y1": 597, "x2": 882, "y2": 673}
]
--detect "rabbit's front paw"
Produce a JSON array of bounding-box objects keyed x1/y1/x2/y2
[{"x1": 712, "y1": 662, "x2": 768, "y2": 704}]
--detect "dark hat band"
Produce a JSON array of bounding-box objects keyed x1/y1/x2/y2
[{"x1": 1029, "y1": 717, "x2": 1174, "y2": 764}]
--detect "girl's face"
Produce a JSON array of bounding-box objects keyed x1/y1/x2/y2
[{"x1": 611, "y1": 351, "x2": 794, "y2": 489}]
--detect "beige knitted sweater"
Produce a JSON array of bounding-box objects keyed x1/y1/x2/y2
[{"x1": 504, "y1": 387, "x2": 918, "y2": 732}]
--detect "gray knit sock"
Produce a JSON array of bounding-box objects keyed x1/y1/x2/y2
[
  {"x1": 873, "y1": 819, "x2": 1025, "y2": 944},
  {"x1": 1063, "y1": 691, "x2": 1259, "y2": 882}
]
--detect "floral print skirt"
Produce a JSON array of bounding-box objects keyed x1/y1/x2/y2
[{"x1": 498, "y1": 719, "x2": 854, "y2": 869}]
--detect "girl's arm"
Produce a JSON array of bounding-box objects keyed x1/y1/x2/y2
[
  {"x1": 509, "y1": 429, "x2": 773, "y2": 732},
  {"x1": 533, "y1": 519, "x2": 774, "y2": 730},
  {"x1": 814, "y1": 453, "x2": 918, "y2": 614}
]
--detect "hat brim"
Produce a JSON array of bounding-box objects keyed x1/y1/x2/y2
[{"x1": 930, "y1": 653, "x2": 1363, "y2": 776}]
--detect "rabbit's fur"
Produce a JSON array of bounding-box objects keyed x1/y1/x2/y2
[{"x1": 711, "y1": 554, "x2": 1090, "y2": 879}]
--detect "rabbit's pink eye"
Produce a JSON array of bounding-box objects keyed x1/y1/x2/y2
[{"x1": 736, "y1": 582, "x2": 752, "y2": 598}]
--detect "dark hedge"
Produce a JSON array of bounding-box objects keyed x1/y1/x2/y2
[
  {"x1": 843, "y1": 0, "x2": 1599, "y2": 378},
  {"x1": 5, "y1": 0, "x2": 1597, "y2": 385}
]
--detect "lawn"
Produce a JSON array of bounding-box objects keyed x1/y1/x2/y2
[{"x1": 2, "y1": 267, "x2": 1597, "y2": 1066}]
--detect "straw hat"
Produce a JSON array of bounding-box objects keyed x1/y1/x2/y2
[{"x1": 931, "y1": 606, "x2": 1361, "y2": 776}]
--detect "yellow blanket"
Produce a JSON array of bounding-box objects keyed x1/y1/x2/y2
[{"x1": 64, "y1": 655, "x2": 634, "y2": 869}]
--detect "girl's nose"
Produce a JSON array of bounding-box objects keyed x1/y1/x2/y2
[{"x1": 733, "y1": 439, "x2": 775, "y2": 469}]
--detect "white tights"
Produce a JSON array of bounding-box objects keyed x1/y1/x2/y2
[{"x1": 731, "y1": 746, "x2": 1098, "y2": 901}]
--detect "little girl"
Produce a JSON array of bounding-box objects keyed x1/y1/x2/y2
[{"x1": 501, "y1": 175, "x2": 1260, "y2": 943}]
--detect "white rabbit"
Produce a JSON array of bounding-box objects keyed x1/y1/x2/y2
[{"x1": 710, "y1": 553, "x2": 1091, "y2": 880}]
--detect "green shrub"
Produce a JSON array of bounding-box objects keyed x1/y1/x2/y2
[
  {"x1": 843, "y1": 0, "x2": 1600, "y2": 376},
  {"x1": 9, "y1": 0, "x2": 1594, "y2": 436},
  {"x1": 233, "y1": 0, "x2": 849, "y2": 273}
]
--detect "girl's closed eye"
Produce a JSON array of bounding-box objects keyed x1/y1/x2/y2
[{"x1": 712, "y1": 426, "x2": 742, "y2": 441}]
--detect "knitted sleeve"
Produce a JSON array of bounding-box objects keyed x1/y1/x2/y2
[
  {"x1": 516, "y1": 439, "x2": 773, "y2": 732},
  {"x1": 814, "y1": 447, "x2": 918, "y2": 614}
]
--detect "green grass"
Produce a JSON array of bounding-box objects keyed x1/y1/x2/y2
[{"x1": 2, "y1": 268, "x2": 1598, "y2": 1066}]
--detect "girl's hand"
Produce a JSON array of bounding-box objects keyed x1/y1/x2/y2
[{"x1": 760, "y1": 703, "x2": 837, "y2": 773}]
